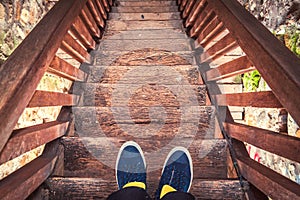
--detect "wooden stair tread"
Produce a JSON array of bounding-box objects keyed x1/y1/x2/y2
[
  {"x1": 103, "y1": 29, "x2": 187, "y2": 40},
  {"x1": 62, "y1": 137, "x2": 228, "y2": 180},
  {"x1": 46, "y1": 177, "x2": 246, "y2": 199},
  {"x1": 72, "y1": 105, "x2": 216, "y2": 138},
  {"x1": 111, "y1": 6, "x2": 179, "y2": 13},
  {"x1": 93, "y1": 50, "x2": 195, "y2": 66},
  {"x1": 74, "y1": 83, "x2": 206, "y2": 106},
  {"x1": 82, "y1": 65, "x2": 202, "y2": 85},
  {"x1": 106, "y1": 20, "x2": 183, "y2": 31},
  {"x1": 117, "y1": 1, "x2": 177, "y2": 7},
  {"x1": 98, "y1": 38, "x2": 192, "y2": 52},
  {"x1": 109, "y1": 12, "x2": 181, "y2": 20}
]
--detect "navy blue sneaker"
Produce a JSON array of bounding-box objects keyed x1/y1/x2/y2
[
  {"x1": 116, "y1": 141, "x2": 147, "y2": 190},
  {"x1": 155, "y1": 147, "x2": 193, "y2": 199}
]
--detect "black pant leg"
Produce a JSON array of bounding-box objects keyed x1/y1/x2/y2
[
  {"x1": 161, "y1": 191, "x2": 195, "y2": 200},
  {"x1": 107, "y1": 187, "x2": 151, "y2": 200}
]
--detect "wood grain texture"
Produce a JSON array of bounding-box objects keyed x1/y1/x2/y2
[
  {"x1": 205, "y1": 56, "x2": 255, "y2": 81},
  {"x1": 76, "y1": 83, "x2": 206, "y2": 106},
  {"x1": 224, "y1": 122, "x2": 300, "y2": 163},
  {"x1": 0, "y1": 141, "x2": 58, "y2": 200},
  {"x1": 207, "y1": 0, "x2": 300, "y2": 125},
  {"x1": 214, "y1": 91, "x2": 283, "y2": 108},
  {"x1": 94, "y1": 49, "x2": 194, "y2": 66},
  {"x1": 85, "y1": 65, "x2": 202, "y2": 85},
  {"x1": 0, "y1": 0, "x2": 87, "y2": 153},
  {"x1": 0, "y1": 121, "x2": 68, "y2": 164},
  {"x1": 111, "y1": 6, "x2": 179, "y2": 13},
  {"x1": 28, "y1": 91, "x2": 79, "y2": 107},
  {"x1": 87, "y1": 0, "x2": 105, "y2": 28},
  {"x1": 103, "y1": 29, "x2": 187, "y2": 40},
  {"x1": 190, "y1": 4, "x2": 214, "y2": 38},
  {"x1": 71, "y1": 16, "x2": 96, "y2": 51},
  {"x1": 48, "y1": 56, "x2": 87, "y2": 81},
  {"x1": 46, "y1": 177, "x2": 245, "y2": 199},
  {"x1": 109, "y1": 12, "x2": 181, "y2": 20},
  {"x1": 233, "y1": 139, "x2": 300, "y2": 199},
  {"x1": 98, "y1": 38, "x2": 191, "y2": 52},
  {"x1": 106, "y1": 20, "x2": 183, "y2": 31},
  {"x1": 61, "y1": 32, "x2": 91, "y2": 63},
  {"x1": 201, "y1": 33, "x2": 238, "y2": 63},
  {"x1": 118, "y1": 1, "x2": 177, "y2": 7},
  {"x1": 80, "y1": 5, "x2": 101, "y2": 38},
  {"x1": 61, "y1": 137, "x2": 228, "y2": 182},
  {"x1": 185, "y1": 0, "x2": 207, "y2": 27}
]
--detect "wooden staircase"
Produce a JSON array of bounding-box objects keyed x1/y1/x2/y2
[
  {"x1": 46, "y1": 0, "x2": 246, "y2": 199},
  {"x1": 0, "y1": 0, "x2": 300, "y2": 199}
]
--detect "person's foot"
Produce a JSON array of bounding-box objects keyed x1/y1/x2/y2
[
  {"x1": 155, "y1": 147, "x2": 193, "y2": 199},
  {"x1": 116, "y1": 141, "x2": 147, "y2": 190}
]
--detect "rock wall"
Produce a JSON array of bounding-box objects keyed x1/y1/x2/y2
[
  {"x1": 238, "y1": 0, "x2": 300, "y2": 31},
  {"x1": 0, "y1": 0, "x2": 56, "y2": 65}
]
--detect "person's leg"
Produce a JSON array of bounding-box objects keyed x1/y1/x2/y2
[
  {"x1": 155, "y1": 147, "x2": 195, "y2": 200},
  {"x1": 107, "y1": 141, "x2": 150, "y2": 200}
]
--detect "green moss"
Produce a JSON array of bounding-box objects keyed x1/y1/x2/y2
[{"x1": 242, "y1": 70, "x2": 261, "y2": 92}]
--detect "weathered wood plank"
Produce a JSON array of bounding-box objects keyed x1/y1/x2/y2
[
  {"x1": 106, "y1": 20, "x2": 183, "y2": 31},
  {"x1": 205, "y1": 56, "x2": 255, "y2": 81},
  {"x1": 195, "y1": 16, "x2": 225, "y2": 48},
  {"x1": 190, "y1": 4, "x2": 214, "y2": 38},
  {"x1": 46, "y1": 177, "x2": 245, "y2": 199},
  {"x1": 48, "y1": 56, "x2": 87, "y2": 81},
  {"x1": 0, "y1": 0, "x2": 87, "y2": 153},
  {"x1": 62, "y1": 137, "x2": 228, "y2": 181},
  {"x1": 73, "y1": 106, "x2": 216, "y2": 138},
  {"x1": 109, "y1": 12, "x2": 181, "y2": 20},
  {"x1": 111, "y1": 6, "x2": 179, "y2": 13},
  {"x1": 104, "y1": 29, "x2": 187, "y2": 40},
  {"x1": 224, "y1": 122, "x2": 300, "y2": 163},
  {"x1": 28, "y1": 91, "x2": 79, "y2": 107},
  {"x1": 76, "y1": 83, "x2": 206, "y2": 106},
  {"x1": 85, "y1": 65, "x2": 201, "y2": 85},
  {"x1": 93, "y1": 0, "x2": 107, "y2": 20},
  {"x1": 233, "y1": 139, "x2": 300, "y2": 199},
  {"x1": 0, "y1": 141, "x2": 58, "y2": 200},
  {"x1": 87, "y1": 0, "x2": 105, "y2": 28},
  {"x1": 201, "y1": 33, "x2": 238, "y2": 63},
  {"x1": 182, "y1": 0, "x2": 196, "y2": 18},
  {"x1": 61, "y1": 32, "x2": 91, "y2": 63},
  {"x1": 118, "y1": 1, "x2": 177, "y2": 7},
  {"x1": 185, "y1": 0, "x2": 207, "y2": 27},
  {"x1": 80, "y1": 5, "x2": 101, "y2": 39},
  {"x1": 0, "y1": 121, "x2": 68, "y2": 165},
  {"x1": 71, "y1": 16, "x2": 96, "y2": 51},
  {"x1": 98, "y1": 38, "x2": 191, "y2": 52},
  {"x1": 207, "y1": 0, "x2": 300, "y2": 125},
  {"x1": 214, "y1": 91, "x2": 283, "y2": 108},
  {"x1": 94, "y1": 50, "x2": 194, "y2": 66}
]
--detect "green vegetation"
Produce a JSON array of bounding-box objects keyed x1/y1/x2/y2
[
  {"x1": 285, "y1": 27, "x2": 300, "y2": 57},
  {"x1": 242, "y1": 70, "x2": 261, "y2": 92}
]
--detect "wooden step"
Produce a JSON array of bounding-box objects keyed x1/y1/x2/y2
[
  {"x1": 109, "y1": 12, "x2": 181, "y2": 21},
  {"x1": 61, "y1": 137, "x2": 228, "y2": 180},
  {"x1": 92, "y1": 49, "x2": 195, "y2": 66},
  {"x1": 46, "y1": 177, "x2": 246, "y2": 199},
  {"x1": 98, "y1": 38, "x2": 191, "y2": 52},
  {"x1": 117, "y1": 1, "x2": 177, "y2": 7},
  {"x1": 82, "y1": 65, "x2": 201, "y2": 85},
  {"x1": 74, "y1": 83, "x2": 206, "y2": 106},
  {"x1": 103, "y1": 29, "x2": 187, "y2": 40},
  {"x1": 106, "y1": 20, "x2": 183, "y2": 31},
  {"x1": 72, "y1": 106, "x2": 216, "y2": 138},
  {"x1": 111, "y1": 6, "x2": 179, "y2": 13}
]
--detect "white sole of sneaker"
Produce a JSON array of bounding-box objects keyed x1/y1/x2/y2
[
  {"x1": 115, "y1": 141, "x2": 147, "y2": 188},
  {"x1": 161, "y1": 146, "x2": 193, "y2": 192}
]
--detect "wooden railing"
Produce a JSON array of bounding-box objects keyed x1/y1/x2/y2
[
  {"x1": 0, "y1": 0, "x2": 111, "y2": 199},
  {"x1": 178, "y1": 0, "x2": 300, "y2": 199}
]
